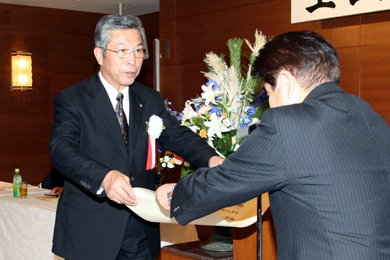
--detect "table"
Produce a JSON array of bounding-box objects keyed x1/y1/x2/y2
[
  {"x1": 0, "y1": 181, "x2": 63, "y2": 260},
  {"x1": 0, "y1": 182, "x2": 198, "y2": 260}
]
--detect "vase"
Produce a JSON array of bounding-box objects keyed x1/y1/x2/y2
[{"x1": 198, "y1": 226, "x2": 233, "y2": 252}]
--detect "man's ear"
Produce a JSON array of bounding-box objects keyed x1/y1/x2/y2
[
  {"x1": 94, "y1": 47, "x2": 104, "y2": 65},
  {"x1": 278, "y1": 70, "x2": 298, "y2": 99},
  {"x1": 279, "y1": 69, "x2": 306, "y2": 104}
]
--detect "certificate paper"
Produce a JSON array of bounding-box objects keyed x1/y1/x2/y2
[
  {"x1": 126, "y1": 188, "x2": 266, "y2": 228},
  {"x1": 216, "y1": 197, "x2": 257, "y2": 223}
]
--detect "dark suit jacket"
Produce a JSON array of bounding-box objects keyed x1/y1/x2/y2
[
  {"x1": 171, "y1": 82, "x2": 390, "y2": 259},
  {"x1": 49, "y1": 71, "x2": 217, "y2": 260},
  {"x1": 41, "y1": 168, "x2": 64, "y2": 189}
]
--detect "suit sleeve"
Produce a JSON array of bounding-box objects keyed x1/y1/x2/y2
[
  {"x1": 49, "y1": 91, "x2": 111, "y2": 195},
  {"x1": 170, "y1": 109, "x2": 286, "y2": 225}
]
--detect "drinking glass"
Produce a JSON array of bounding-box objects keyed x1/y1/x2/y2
[{"x1": 19, "y1": 182, "x2": 28, "y2": 199}]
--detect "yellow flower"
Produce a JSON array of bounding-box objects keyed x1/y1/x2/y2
[{"x1": 199, "y1": 129, "x2": 207, "y2": 138}]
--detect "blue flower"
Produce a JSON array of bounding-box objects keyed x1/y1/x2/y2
[
  {"x1": 239, "y1": 115, "x2": 253, "y2": 128},
  {"x1": 176, "y1": 113, "x2": 183, "y2": 122},
  {"x1": 207, "y1": 79, "x2": 220, "y2": 91},
  {"x1": 254, "y1": 88, "x2": 268, "y2": 106},
  {"x1": 210, "y1": 105, "x2": 222, "y2": 116},
  {"x1": 246, "y1": 106, "x2": 256, "y2": 117}
]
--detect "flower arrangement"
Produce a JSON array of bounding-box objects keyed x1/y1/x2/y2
[{"x1": 160, "y1": 30, "x2": 269, "y2": 177}]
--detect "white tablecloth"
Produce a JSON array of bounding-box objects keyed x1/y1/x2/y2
[
  {"x1": 0, "y1": 181, "x2": 198, "y2": 260},
  {"x1": 0, "y1": 181, "x2": 63, "y2": 260}
]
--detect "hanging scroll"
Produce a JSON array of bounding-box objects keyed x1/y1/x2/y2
[{"x1": 292, "y1": 0, "x2": 390, "y2": 24}]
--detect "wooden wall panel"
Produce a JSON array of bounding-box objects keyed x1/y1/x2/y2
[
  {"x1": 329, "y1": 24, "x2": 360, "y2": 48},
  {"x1": 0, "y1": 6, "x2": 98, "y2": 35},
  {"x1": 160, "y1": 19, "x2": 177, "y2": 66},
  {"x1": 176, "y1": 0, "x2": 271, "y2": 19},
  {"x1": 160, "y1": 65, "x2": 178, "y2": 110},
  {"x1": 0, "y1": 112, "x2": 50, "y2": 152},
  {"x1": 0, "y1": 152, "x2": 51, "y2": 184},
  {"x1": 0, "y1": 4, "x2": 158, "y2": 185},
  {"x1": 361, "y1": 11, "x2": 390, "y2": 46},
  {"x1": 322, "y1": 15, "x2": 361, "y2": 31},
  {"x1": 173, "y1": 1, "x2": 292, "y2": 65},
  {"x1": 0, "y1": 4, "x2": 101, "y2": 184},
  {"x1": 160, "y1": 0, "x2": 176, "y2": 22},
  {"x1": 361, "y1": 43, "x2": 390, "y2": 108},
  {"x1": 337, "y1": 47, "x2": 360, "y2": 97},
  {"x1": 161, "y1": 62, "x2": 205, "y2": 112},
  {"x1": 138, "y1": 12, "x2": 160, "y2": 89}
]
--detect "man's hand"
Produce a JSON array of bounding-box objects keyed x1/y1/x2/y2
[
  {"x1": 156, "y1": 183, "x2": 176, "y2": 210},
  {"x1": 49, "y1": 187, "x2": 63, "y2": 196},
  {"x1": 208, "y1": 155, "x2": 224, "y2": 167},
  {"x1": 102, "y1": 170, "x2": 137, "y2": 206}
]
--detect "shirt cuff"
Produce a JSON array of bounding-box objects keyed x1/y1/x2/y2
[{"x1": 97, "y1": 186, "x2": 104, "y2": 195}]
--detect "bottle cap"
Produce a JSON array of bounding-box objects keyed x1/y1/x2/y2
[{"x1": 15, "y1": 168, "x2": 20, "y2": 173}]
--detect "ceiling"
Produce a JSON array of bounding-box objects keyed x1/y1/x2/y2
[{"x1": 0, "y1": 0, "x2": 159, "y2": 16}]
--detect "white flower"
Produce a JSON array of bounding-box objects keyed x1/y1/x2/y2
[
  {"x1": 160, "y1": 156, "x2": 175, "y2": 168},
  {"x1": 181, "y1": 101, "x2": 199, "y2": 123},
  {"x1": 159, "y1": 154, "x2": 183, "y2": 169},
  {"x1": 204, "y1": 113, "x2": 230, "y2": 139},
  {"x1": 201, "y1": 83, "x2": 223, "y2": 106},
  {"x1": 203, "y1": 53, "x2": 227, "y2": 86},
  {"x1": 245, "y1": 30, "x2": 267, "y2": 56},
  {"x1": 147, "y1": 115, "x2": 164, "y2": 139}
]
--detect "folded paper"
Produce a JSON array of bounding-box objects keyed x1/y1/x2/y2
[{"x1": 126, "y1": 188, "x2": 261, "y2": 228}]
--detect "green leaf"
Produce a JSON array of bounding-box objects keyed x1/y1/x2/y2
[
  {"x1": 191, "y1": 116, "x2": 205, "y2": 126},
  {"x1": 227, "y1": 38, "x2": 243, "y2": 82},
  {"x1": 215, "y1": 134, "x2": 233, "y2": 156}
]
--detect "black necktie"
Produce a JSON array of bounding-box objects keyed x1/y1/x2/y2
[{"x1": 115, "y1": 93, "x2": 129, "y2": 147}]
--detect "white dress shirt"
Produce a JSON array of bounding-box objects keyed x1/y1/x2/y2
[{"x1": 98, "y1": 71, "x2": 130, "y2": 124}]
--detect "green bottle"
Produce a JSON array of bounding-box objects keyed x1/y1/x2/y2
[{"x1": 13, "y1": 168, "x2": 22, "y2": 197}]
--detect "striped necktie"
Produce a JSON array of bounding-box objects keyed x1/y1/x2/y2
[{"x1": 115, "y1": 93, "x2": 129, "y2": 147}]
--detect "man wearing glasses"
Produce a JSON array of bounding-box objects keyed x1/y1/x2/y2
[{"x1": 49, "y1": 14, "x2": 222, "y2": 260}]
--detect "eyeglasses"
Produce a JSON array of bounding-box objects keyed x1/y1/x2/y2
[{"x1": 104, "y1": 48, "x2": 147, "y2": 59}]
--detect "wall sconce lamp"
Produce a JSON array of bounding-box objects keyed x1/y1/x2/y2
[{"x1": 11, "y1": 51, "x2": 32, "y2": 91}]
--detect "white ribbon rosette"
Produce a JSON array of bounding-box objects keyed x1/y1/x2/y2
[{"x1": 146, "y1": 115, "x2": 165, "y2": 170}]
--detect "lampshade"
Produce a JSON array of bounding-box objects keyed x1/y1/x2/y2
[{"x1": 11, "y1": 51, "x2": 32, "y2": 91}]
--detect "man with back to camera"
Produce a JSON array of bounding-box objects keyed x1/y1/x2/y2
[
  {"x1": 157, "y1": 31, "x2": 390, "y2": 259},
  {"x1": 49, "y1": 14, "x2": 223, "y2": 260}
]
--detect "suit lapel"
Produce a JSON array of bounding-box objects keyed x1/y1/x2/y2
[
  {"x1": 87, "y1": 73, "x2": 129, "y2": 161},
  {"x1": 128, "y1": 85, "x2": 145, "y2": 163}
]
